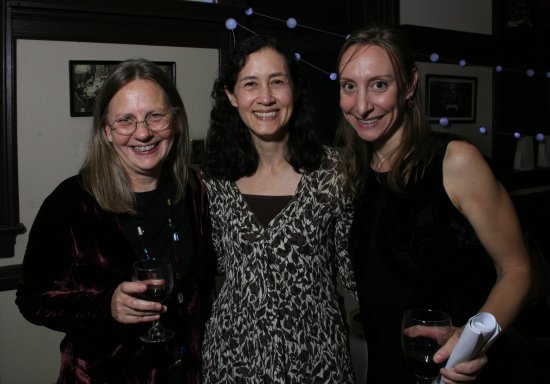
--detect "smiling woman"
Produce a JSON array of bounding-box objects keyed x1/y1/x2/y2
[
  {"x1": 104, "y1": 78, "x2": 177, "y2": 192},
  {"x1": 15, "y1": 59, "x2": 216, "y2": 383},
  {"x1": 201, "y1": 34, "x2": 357, "y2": 383},
  {"x1": 0, "y1": 0, "x2": 233, "y2": 267},
  {"x1": 225, "y1": 47, "x2": 295, "y2": 143}
]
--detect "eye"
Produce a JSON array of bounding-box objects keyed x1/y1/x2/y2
[
  {"x1": 116, "y1": 117, "x2": 135, "y2": 126},
  {"x1": 243, "y1": 81, "x2": 257, "y2": 88},
  {"x1": 340, "y1": 81, "x2": 356, "y2": 93},
  {"x1": 372, "y1": 80, "x2": 388, "y2": 91},
  {"x1": 270, "y1": 78, "x2": 288, "y2": 89},
  {"x1": 147, "y1": 113, "x2": 165, "y2": 122}
]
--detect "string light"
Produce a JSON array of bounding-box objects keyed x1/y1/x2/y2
[
  {"x1": 225, "y1": 8, "x2": 342, "y2": 81},
  {"x1": 224, "y1": 8, "x2": 548, "y2": 141},
  {"x1": 286, "y1": 17, "x2": 297, "y2": 29}
]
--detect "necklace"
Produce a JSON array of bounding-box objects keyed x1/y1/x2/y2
[
  {"x1": 134, "y1": 197, "x2": 181, "y2": 261},
  {"x1": 372, "y1": 151, "x2": 391, "y2": 172},
  {"x1": 116, "y1": 182, "x2": 192, "y2": 310}
]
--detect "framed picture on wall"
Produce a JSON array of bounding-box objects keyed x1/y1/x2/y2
[
  {"x1": 425, "y1": 75, "x2": 477, "y2": 122},
  {"x1": 69, "y1": 60, "x2": 176, "y2": 117}
]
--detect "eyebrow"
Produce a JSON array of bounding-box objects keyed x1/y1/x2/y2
[
  {"x1": 339, "y1": 74, "x2": 394, "y2": 82},
  {"x1": 238, "y1": 72, "x2": 289, "y2": 81}
]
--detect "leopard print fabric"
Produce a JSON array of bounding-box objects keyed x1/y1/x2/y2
[{"x1": 202, "y1": 147, "x2": 356, "y2": 383}]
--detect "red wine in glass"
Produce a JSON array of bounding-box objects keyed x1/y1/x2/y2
[
  {"x1": 140, "y1": 285, "x2": 170, "y2": 303},
  {"x1": 402, "y1": 309, "x2": 453, "y2": 384},
  {"x1": 132, "y1": 258, "x2": 175, "y2": 343},
  {"x1": 404, "y1": 336, "x2": 442, "y2": 379}
]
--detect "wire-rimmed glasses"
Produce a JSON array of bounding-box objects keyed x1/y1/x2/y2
[{"x1": 109, "y1": 113, "x2": 171, "y2": 136}]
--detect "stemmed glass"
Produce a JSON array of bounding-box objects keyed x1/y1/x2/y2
[
  {"x1": 402, "y1": 308, "x2": 453, "y2": 384},
  {"x1": 132, "y1": 258, "x2": 175, "y2": 343}
]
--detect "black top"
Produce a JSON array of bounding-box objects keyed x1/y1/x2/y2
[
  {"x1": 242, "y1": 194, "x2": 293, "y2": 227},
  {"x1": 349, "y1": 133, "x2": 496, "y2": 384},
  {"x1": 117, "y1": 181, "x2": 194, "y2": 294}
]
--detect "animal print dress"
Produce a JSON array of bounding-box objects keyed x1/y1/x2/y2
[{"x1": 202, "y1": 147, "x2": 356, "y2": 383}]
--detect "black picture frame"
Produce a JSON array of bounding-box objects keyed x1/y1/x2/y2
[
  {"x1": 425, "y1": 75, "x2": 477, "y2": 123},
  {"x1": 69, "y1": 60, "x2": 176, "y2": 117}
]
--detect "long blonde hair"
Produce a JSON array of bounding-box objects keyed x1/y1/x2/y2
[
  {"x1": 80, "y1": 59, "x2": 191, "y2": 214},
  {"x1": 336, "y1": 24, "x2": 432, "y2": 194}
]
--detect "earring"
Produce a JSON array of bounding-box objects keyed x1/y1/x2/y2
[{"x1": 406, "y1": 96, "x2": 414, "y2": 109}]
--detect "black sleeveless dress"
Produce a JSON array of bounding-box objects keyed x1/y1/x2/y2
[{"x1": 349, "y1": 133, "x2": 498, "y2": 383}]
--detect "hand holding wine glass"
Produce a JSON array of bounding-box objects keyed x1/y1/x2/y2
[
  {"x1": 402, "y1": 308, "x2": 453, "y2": 384},
  {"x1": 132, "y1": 258, "x2": 175, "y2": 343}
]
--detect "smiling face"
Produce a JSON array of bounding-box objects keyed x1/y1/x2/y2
[
  {"x1": 104, "y1": 78, "x2": 175, "y2": 191},
  {"x1": 225, "y1": 47, "x2": 295, "y2": 142},
  {"x1": 339, "y1": 44, "x2": 406, "y2": 144}
]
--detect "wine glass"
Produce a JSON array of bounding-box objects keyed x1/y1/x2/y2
[
  {"x1": 132, "y1": 258, "x2": 175, "y2": 343},
  {"x1": 402, "y1": 308, "x2": 453, "y2": 384}
]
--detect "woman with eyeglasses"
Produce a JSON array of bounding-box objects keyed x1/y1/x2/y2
[{"x1": 16, "y1": 58, "x2": 216, "y2": 383}]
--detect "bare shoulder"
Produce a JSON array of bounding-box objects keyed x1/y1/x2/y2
[
  {"x1": 443, "y1": 140, "x2": 487, "y2": 172},
  {"x1": 442, "y1": 139, "x2": 501, "y2": 212}
]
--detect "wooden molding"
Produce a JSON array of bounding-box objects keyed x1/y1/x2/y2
[{"x1": 0, "y1": 264, "x2": 22, "y2": 291}]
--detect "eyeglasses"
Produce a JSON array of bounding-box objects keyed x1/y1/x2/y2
[{"x1": 108, "y1": 113, "x2": 172, "y2": 136}]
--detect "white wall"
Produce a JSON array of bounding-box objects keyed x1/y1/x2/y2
[
  {"x1": 0, "y1": 39, "x2": 218, "y2": 384},
  {"x1": 400, "y1": 0, "x2": 493, "y2": 35}
]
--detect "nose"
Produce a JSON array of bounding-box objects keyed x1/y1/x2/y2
[
  {"x1": 133, "y1": 121, "x2": 154, "y2": 140},
  {"x1": 257, "y1": 84, "x2": 276, "y2": 105},
  {"x1": 355, "y1": 88, "x2": 374, "y2": 117}
]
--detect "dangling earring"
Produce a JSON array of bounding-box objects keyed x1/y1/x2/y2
[{"x1": 406, "y1": 96, "x2": 414, "y2": 109}]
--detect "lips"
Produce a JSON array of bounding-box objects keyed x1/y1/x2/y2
[
  {"x1": 254, "y1": 111, "x2": 277, "y2": 119},
  {"x1": 356, "y1": 116, "x2": 381, "y2": 125},
  {"x1": 132, "y1": 142, "x2": 158, "y2": 152}
]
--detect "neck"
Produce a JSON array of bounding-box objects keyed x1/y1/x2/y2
[
  {"x1": 130, "y1": 175, "x2": 160, "y2": 193},
  {"x1": 371, "y1": 151, "x2": 392, "y2": 173},
  {"x1": 371, "y1": 126, "x2": 404, "y2": 172}
]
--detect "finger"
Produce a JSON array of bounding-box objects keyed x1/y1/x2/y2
[
  {"x1": 452, "y1": 354, "x2": 488, "y2": 375},
  {"x1": 116, "y1": 302, "x2": 162, "y2": 324},
  {"x1": 127, "y1": 295, "x2": 163, "y2": 313},
  {"x1": 119, "y1": 281, "x2": 149, "y2": 295},
  {"x1": 404, "y1": 325, "x2": 452, "y2": 338},
  {"x1": 440, "y1": 368, "x2": 478, "y2": 383},
  {"x1": 440, "y1": 355, "x2": 487, "y2": 383},
  {"x1": 434, "y1": 328, "x2": 462, "y2": 363},
  {"x1": 111, "y1": 283, "x2": 163, "y2": 323}
]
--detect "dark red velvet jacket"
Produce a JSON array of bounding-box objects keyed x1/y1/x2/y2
[{"x1": 16, "y1": 172, "x2": 216, "y2": 384}]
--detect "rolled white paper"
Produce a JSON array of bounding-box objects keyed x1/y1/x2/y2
[{"x1": 440, "y1": 312, "x2": 501, "y2": 382}]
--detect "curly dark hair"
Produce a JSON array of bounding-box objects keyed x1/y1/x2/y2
[{"x1": 203, "y1": 34, "x2": 323, "y2": 181}]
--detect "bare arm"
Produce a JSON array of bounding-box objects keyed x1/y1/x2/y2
[{"x1": 436, "y1": 140, "x2": 532, "y2": 382}]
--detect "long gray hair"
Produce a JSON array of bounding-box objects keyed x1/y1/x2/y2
[{"x1": 80, "y1": 58, "x2": 191, "y2": 213}]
